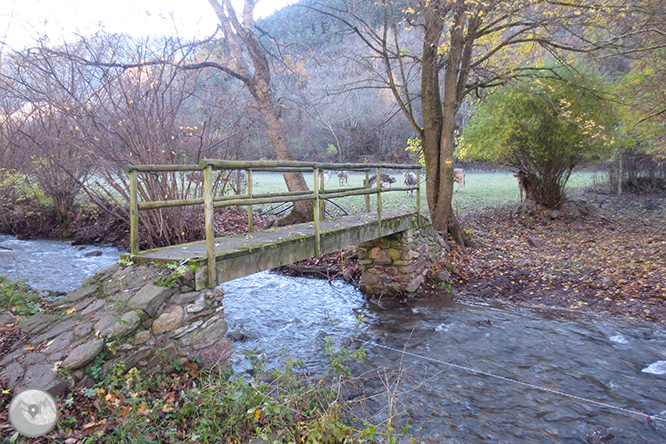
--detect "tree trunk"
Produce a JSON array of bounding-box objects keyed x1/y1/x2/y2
[
  {"x1": 210, "y1": 0, "x2": 313, "y2": 224},
  {"x1": 421, "y1": 3, "x2": 468, "y2": 248}
]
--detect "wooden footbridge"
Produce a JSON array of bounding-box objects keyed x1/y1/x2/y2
[{"x1": 125, "y1": 160, "x2": 422, "y2": 288}]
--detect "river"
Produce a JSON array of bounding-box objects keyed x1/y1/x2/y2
[{"x1": 2, "y1": 236, "x2": 666, "y2": 442}]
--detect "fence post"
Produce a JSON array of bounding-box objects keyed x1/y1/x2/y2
[
  {"x1": 319, "y1": 168, "x2": 326, "y2": 219},
  {"x1": 416, "y1": 168, "x2": 421, "y2": 223},
  {"x1": 376, "y1": 167, "x2": 382, "y2": 238},
  {"x1": 365, "y1": 170, "x2": 370, "y2": 212},
  {"x1": 247, "y1": 169, "x2": 253, "y2": 233},
  {"x1": 313, "y1": 167, "x2": 321, "y2": 256},
  {"x1": 129, "y1": 168, "x2": 139, "y2": 255},
  {"x1": 203, "y1": 163, "x2": 216, "y2": 288}
]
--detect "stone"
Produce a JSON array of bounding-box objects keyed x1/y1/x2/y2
[
  {"x1": 186, "y1": 295, "x2": 206, "y2": 313},
  {"x1": 72, "y1": 297, "x2": 94, "y2": 312},
  {"x1": 152, "y1": 306, "x2": 184, "y2": 335},
  {"x1": 84, "y1": 250, "x2": 103, "y2": 257},
  {"x1": 406, "y1": 250, "x2": 420, "y2": 260},
  {"x1": 193, "y1": 338, "x2": 231, "y2": 367},
  {"x1": 1, "y1": 363, "x2": 24, "y2": 388},
  {"x1": 172, "y1": 320, "x2": 203, "y2": 339},
  {"x1": 156, "y1": 333, "x2": 169, "y2": 348},
  {"x1": 23, "y1": 353, "x2": 47, "y2": 365},
  {"x1": 62, "y1": 339, "x2": 105, "y2": 370},
  {"x1": 205, "y1": 287, "x2": 225, "y2": 300},
  {"x1": 95, "y1": 311, "x2": 140, "y2": 339},
  {"x1": 31, "y1": 320, "x2": 79, "y2": 345},
  {"x1": 21, "y1": 364, "x2": 58, "y2": 391},
  {"x1": 192, "y1": 319, "x2": 229, "y2": 350},
  {"x1": 550, "y1": 210, "x2": 560, "y2": 219},
  {"x1": 384, "y1": 267, "x2": 398, "y2": 277},
  {"x1": 527, "y1": 237, "x2": 546, "y2": 248},
  {"x1": 1, "y1": 349, "x2": 27, "y2": 366},
  {"x1": 387, "y1": 248, "x2": 401, "y2": 260},
  {"x1": 195, "y1": 266, "x2": 209, "y2": 291},
  {"x1": 128, "y1": 283, "x2": 173, "y2": 316},
  {"x1": 370, "y1": 247, "x2": 390, "y2": 262},
  {"x1": 361, "y1": 272, "x2": 378, "y2": 286},
  {"x1": 407, "y1": 276, "x2": 424, "y2": 293},
  {"x1": 0, "y1": 314, "x2": 17, "y2": 324},
  {"x1": 58, "y1": 285, "x2": 98, "y2": 304},
  {"x1": 73, "y1": 322, "x2": 93, "y2": 339},
  {"x1": 398, "y1": 265, "x2": 417, "y2": 274},
  {"x1": 134, "y1": 330, "x2": 151, "y2": 345},
  {"x1": 436, "y1": 269, "x2": 450, "y2": 283},
  {"x1": 374, "y1": 260, "x2": 392, "y2": 266},
  {"x1": 81, "y1": 299, "x2": 106, "y2": 316},
  {"x1": 176, "y1": 291, "x2": 202, "y2": 305},
  {"x1": 44, "y1": 331, "x2": 74, "y2": 354},
  {"x1": 18, "y1": 312, "x2": 57, "y2": 334},
  {"x1": 82, "y1": 263, "x2": 120, "y2": 287},
  {"x1": 123, "y1": 347, "x2": 152, "y2": 369}
]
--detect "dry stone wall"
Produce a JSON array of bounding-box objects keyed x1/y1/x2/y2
[
  {"x1": 1, "y1": 262, "x2": 229, "y2": 397},
  {"x1": 357, "y1": 217, "x2": 449, "y2": 295}
]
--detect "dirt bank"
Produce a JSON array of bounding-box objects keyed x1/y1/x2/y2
[{"x1": 436, "y1": 187, "x2": 666, "y2": 324}]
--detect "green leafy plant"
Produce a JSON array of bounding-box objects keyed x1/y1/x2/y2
[{"x1": 0, "y1": 275, "x2": 44, "y2": 316}]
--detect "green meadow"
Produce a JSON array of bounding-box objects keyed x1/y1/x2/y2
[{"x1": 245, "y1": 170, "x2": 608, "y2": 218}]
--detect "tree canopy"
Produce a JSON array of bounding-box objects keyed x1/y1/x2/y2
[{"x1": 460, "y1": 65, "x2": 617, "y2": 208}]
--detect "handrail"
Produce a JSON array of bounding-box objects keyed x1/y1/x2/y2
[{"x1": 125, "y1": 159, "x2": 422, "y2": 288}]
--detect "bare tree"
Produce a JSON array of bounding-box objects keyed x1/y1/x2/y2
[{"x1": 313, "y1": 0, "x2": 658, "y2": 244}]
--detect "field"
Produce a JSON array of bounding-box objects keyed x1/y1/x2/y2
[{"x1": 246, "y1": 170, "x2": 609, "y2": 218}]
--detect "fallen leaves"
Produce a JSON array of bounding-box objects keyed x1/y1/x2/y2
[{"x1": 448, "y1": 189, "x2": 666, "y2": 323}]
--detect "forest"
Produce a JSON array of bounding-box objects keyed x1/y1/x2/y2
[{"x1": 0, "y1": 0, "x2": 664, "y2": 248}]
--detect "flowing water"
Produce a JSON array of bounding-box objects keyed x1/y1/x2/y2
[
  {"x1": 3, "y1": 237, "x2": 666, "y2": 442},
  {"x1": 0, "y1": 234, "x2": 122, "y2": 293},
  {"x1": 222, "y1": 272, "x2": 666, "y2": 443}
]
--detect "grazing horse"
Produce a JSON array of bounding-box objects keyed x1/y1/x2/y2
[
  {"x1": 403, "y1": 171, "x2": 417, "y2": 197},
  {"x1": 367, "y1": 174, "x2": 397, "y2": 189},
  {"x1": 453, "y1": 168, "x2": 465, "y2": 192},
  {"x1": 338, "y1": 170, "x2": 349, "y2": 186}
]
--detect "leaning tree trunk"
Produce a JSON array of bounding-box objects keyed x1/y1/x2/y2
[{"x1": 252, "y1": 81, "x2": 313, "y2": 222}]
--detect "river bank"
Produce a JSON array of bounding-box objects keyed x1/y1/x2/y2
[{"x1": 446, "y1": 186, "x2": 666, "y2": 324}]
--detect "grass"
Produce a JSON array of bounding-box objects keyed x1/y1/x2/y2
[{"x1": 247, "y1": 169, "x2": 608, "y2": 218}]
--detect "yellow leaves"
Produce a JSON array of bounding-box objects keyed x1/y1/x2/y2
[{"x1": 66, "y1": 307, "x2": 77, "y2": 314}]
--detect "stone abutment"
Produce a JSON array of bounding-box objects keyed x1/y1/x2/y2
[
  {"x1": 357, "y1": 217, "x2": 449, "y2": 295},
  {"x1": 1, "y1": 262, "x2": 229, "y2": 397}
]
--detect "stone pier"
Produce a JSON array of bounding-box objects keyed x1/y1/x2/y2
[
  {"x1": 1, "y1": 262, "x2": 229, "y2": 396},
  {"x1": 357, "y1": 217, "x2": 448, "y2": 295}
]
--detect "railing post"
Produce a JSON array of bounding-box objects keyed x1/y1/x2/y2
[
  {"x1": 129, "y1": 168, "x2": 139, "y2": 255},
  {"x1": 364, "y1": 170, "x2": 370, "y2": 212},
  {"x1": 313, "y1": 168, "x2": 321, "y2": 256},
  {"x1": 319, "y1": 168, "x2": 326, "y2": 219},
  {"x1": 247, "y1": 169, "x2": 253, "y2": 233},
  {"x1": 376, "y1": 167, "x2": 382, "y2": 238},
  {"x1": 203, "y1": 163, "x2": 216, "y2": 288},
  {"x1": 416, "y1": 168, "x2": 421, "y2": 224}
]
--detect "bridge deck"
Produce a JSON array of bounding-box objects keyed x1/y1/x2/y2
[{"x1": 132, "y1": 211, "x2": 418, "y2": 284}]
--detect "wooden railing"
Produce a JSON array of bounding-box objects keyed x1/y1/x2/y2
[{"x1": 125, "y1": 159, "x2": 422, "y2": 287}]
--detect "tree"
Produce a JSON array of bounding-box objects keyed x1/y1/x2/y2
[
  {"x1": 204, "y1": 0, "x2": 313, "y2": 224},
  {"x1": 313, "y1": 0, "x2": 655, "y2": 244},
  {"x1": 460, "y1": 66, "x2": 617, "y2": 208}
]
